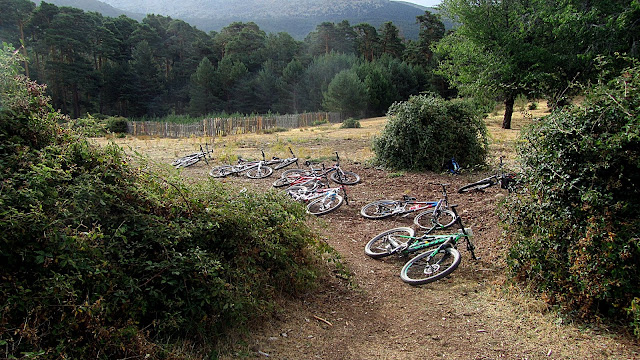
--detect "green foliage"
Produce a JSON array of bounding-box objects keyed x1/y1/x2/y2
[
  {"x1": 372, "y1": 94, "x2": 488, "y2": 171},
  {"x1": 629, "y1": 298, "x2": 640, "y2": 337},
  {"x1": 528, "y1": 102, "x2": 538, "y2": 110},
  {"x1": 322, "y1": 69, "x2": 368, "y2": 117},
  {"x1": 311, "y1": 119, "x2": 329, "y2": 126},
  {"x1": 501, "y1": 65, "x2": 640, "y2": 333},
  {"x1": 340, "y1": 118, "x2": 361, "y2": 128},
  {"x1": 0, "y1": 45, "x2": 322, "y2": 358},
  {"x1": 106, "y1": 116, "x2": 129, "y2": 134}
]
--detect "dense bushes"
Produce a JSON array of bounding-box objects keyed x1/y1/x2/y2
[
  {"x1": 0, "y1": 46, "x2": 320, "y2": 358},
  {"x1": 373, "y1": 94, "x2": 488, "y2": 171},
  {"x1": 501, "y1": 65, "x2": 640, "y2": 334}
]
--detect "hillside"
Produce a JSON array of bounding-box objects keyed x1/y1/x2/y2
[{"x1": 37, "y1": 0, "x2": 438, "y2": 39}]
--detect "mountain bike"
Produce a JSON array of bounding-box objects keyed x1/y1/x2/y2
[
  {"x1": 171, "y1": 143, "x2": 213, "y2": 168},
  {"x1": 364, "y1": 205, "x2": 477, "y2": 284},
  {"x1": 208, "y1": 150, "x2": 274, "y2": 179},
  {"x1": 273, "y1": 152, "x2": 360, "y2": 186},
  {"x1": 284, "y1": 179, "x2": 348, "y2": 215},
  {"x1": 269, "y1": 147, "x2": 299, "y2": 170},
  {"x1": 458, "y1": 157, "x2": 518, "y2": 193},
  {"x1": 305, "y1": 185, "x2": 349, "y2": 216},
  {"x1": 360, "y1": 183, "x2": 456, "y2": 230}
]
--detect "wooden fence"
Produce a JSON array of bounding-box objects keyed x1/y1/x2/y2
[{"x1": 127, "y1": 112, "x2": 344, "y2": 138}]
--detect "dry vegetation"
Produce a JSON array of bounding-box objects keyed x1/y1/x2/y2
[{"x1": 92, "y1": 102, "x2": 640, "y2": 359}]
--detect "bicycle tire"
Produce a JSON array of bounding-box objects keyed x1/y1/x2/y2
[
  {"x1": 209, "y1": 165, "x2": 235, "y2": 178},
  {"x1": 360, "y1": 200, "x2": 401, "y2": 219},
  {"x1": 400, "y1": 247, "x2": 461, "y2": 285},
  {"x1": 284, "y1": 185, "x2": 311, "y2": 201},
  {"x1": 306, "y1": 194, "x2": 343, "y2": 215},
  {"x1": 246, "y1": 165, "x2": 273, "y2": 179},
  {"x1": 282, "y1": 168, "x2": 308, "y2": 177},
  {"x1": 175, "y1": 156, "x2": 200, "y2": 168},
  {"x1": 330, "y1": 170, "x2": 360, "y2": 185},
  {"x1": 272, "y1": 176, "x2": 292, "y2": 188},
  {"x1": 457, "y1": 179, "x2": 494, "y2": 193},
  {"x1": 273, "y1": 158, "x2": 297, "y2": 170},
  {"x1": 364, "y1": 227, "x2": 415, "y2": 259},
  {"x1": 413, "y1": 209, "x2": 457, "y2": 230},
  {"x1": 171, "y1": 153, "x2": 198, "y2": 166}
]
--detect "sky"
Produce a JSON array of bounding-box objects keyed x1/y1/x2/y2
[{"x1": 396, "y1": 0, "x2": 442, "y2": 8}]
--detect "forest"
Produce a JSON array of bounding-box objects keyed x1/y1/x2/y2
[{"x1": 0, "y1": 0, "x2": 447, "y2": 120}]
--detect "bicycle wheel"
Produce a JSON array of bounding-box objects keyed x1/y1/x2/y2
[
  {"x1": 306, "y1": 194, "x2": 343, "y2": 215},
  {"x1": 413, "y1": 209, "x2": 456, "y2": 230},
  {"x1": 364, "y1": 227, "x2": 415, "y2": 259},
  {"x1": 209, "y1": 165, "x2": 235, "y2": 178},
  {"x1": 246, "y1": 165, "x2": 273, "y2": 179},
  {"x1": 273, "y1": 158, "x2": 297, "y2": 170},
  {"x1": 282, "y1": 168, "x2": 308, "y2": 177},
  {"x1": 360, "y1": 200, "x2": 401, "y2": 219},
  {"x1": 457, "y1": 179, "x2": 494, "y2": 193},
  {"x1": 175, "y1": 156, "x2": 200, "y2": 168},
  {"x1": 400, "y1": 247, "x2": 461, "y2": 285},
  {"x1": 330, "y1": 170, "x2": 360, "y2": 185},
  {"x1": 272, "y1": 176, "x2": 292, "y2": 188}
]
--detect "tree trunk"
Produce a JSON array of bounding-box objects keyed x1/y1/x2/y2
[{"x1": 503, "y1": 95, "x2": 514, "y2": 129}]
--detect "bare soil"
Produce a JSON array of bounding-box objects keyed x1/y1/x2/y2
[{"x1": 94, "y1": 115, "x2": 640, "y2": 360}]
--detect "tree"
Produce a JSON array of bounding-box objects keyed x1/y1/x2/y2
[
  {"x1": 435, "y1": 0, "x2": 558, "y2": 128},
  {"x1": 403, "y1": 11, "x2": 445, "y2": 68},
  {"x1": 354, "y1": 23, "x2": 380, "y2": 61},
  {"x1": 281, "y1": 58, "x2": 305, "y2": 113},
  {"x1": 322, "y1": 69, "x2": 368, "y2": 117},
  {"x1": 188, "y1": 57, "x2": 221, "y2": 116},
  {"x1": 378, "y1": 22, "x2": 405, "y2": 59},
  {"x1": 436, "y1": 0, "x2": 640, "y2": 129},
  {"x1": 301, "y1": 52, "x2": 358, "y2": 111},
  {"x1": 0, "y1": 0, "x2": 35, "y2": 75},
  {"x1": 129, "y1": 40, "x2": 165, "y2": 117}
]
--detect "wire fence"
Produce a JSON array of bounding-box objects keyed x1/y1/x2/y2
[{"x1": 127, "y1": 112, "x2": 344, "y2": 138}]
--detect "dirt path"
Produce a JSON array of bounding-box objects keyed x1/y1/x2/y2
[{"x1": 94, "y1": 116, "x2": 640, "y2": 359}]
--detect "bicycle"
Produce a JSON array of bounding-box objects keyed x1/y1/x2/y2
[
  {"x1": 269, "y1": 147, "x2": 299, "y2": 170},
  {"x1": 208, "y1": 150, "x2": 274, "y2": 179},
  {"x1": 360, "y1": 183, "x2": 456, "y2": 230},
  {"x1": 171, "y1": 143, "x2": 213, "y2": 168},
  {"x1": 273, "y1": 152, "x2": 361, "y2": 186},
  {"x1": 364, "y1": 205, "x2": 478, "y2": 284},
  {"x1": 457, "y1": 156, "x2": 518, "y2": 193}
]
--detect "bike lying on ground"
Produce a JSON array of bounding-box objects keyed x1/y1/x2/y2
[
  {"x1": 364, "y1": 205, "x2": 478, "y2": 285},
  {"x1": 360, "y1": 183, "x2": 456, "y2": 230},
  {"x1": 171, "y1": 143, "x2": 213, "y2": 168},
  {"x1": 273, "y1": 152, "x2": 361, "y2": 187},
  {"x1": 285, "y1": 182, "x2": 349, "y2": 215},
  {"x1": 269, "y1": 147, "x2": 299, "y2": 170},
  {"x1": 208, "y1": 150, "x2": 274, "y2": 179},
  {"x1": 458, "y1": 157, "x2": 518, "y2": 193}
]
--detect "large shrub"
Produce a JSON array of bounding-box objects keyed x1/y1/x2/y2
[
  {"x1": 373, "y1": 94, "x2": 488, "y2": 171},
  {"x1": 0, "y1": 46, "x2": 320, "y2": 358},
  {"x1": 501, "y1": 65, "x2": 640, "y2": 333}
]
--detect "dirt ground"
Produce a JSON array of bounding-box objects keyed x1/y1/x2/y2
[{"x1": 94, "y1": 115, "x2": 640, "y2": 360}]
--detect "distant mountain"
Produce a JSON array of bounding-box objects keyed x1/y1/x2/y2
[
  {"x1": 35, "y1": 0, "x2": 145, "y2": 21},
  {"x1": 37, "y1": 0, "x2": 441, "y2": 40}
]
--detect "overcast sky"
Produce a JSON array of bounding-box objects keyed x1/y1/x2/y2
[{"x1": 396, "y1": 0, "x2": 442, "y2": 8}]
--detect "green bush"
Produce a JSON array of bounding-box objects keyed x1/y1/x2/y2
[
  {"x1": 373, "y1": 94, "x2": 488, "y2": 171},
  {"x1": 340, "y1": 118, "x2": 361, "y2": 128},
  {"x1": 501, "y1": 65, "x2": 640, "y2": 333},
  {"x1": 0, "y1": 45, "x2": 321, "y2": 358},
  {"x1": 66, "y1": 114, "x2": 108, "y2": 137},
  {"x1": 106, "y1": 116, "x2": 129, "y2": 134}
]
